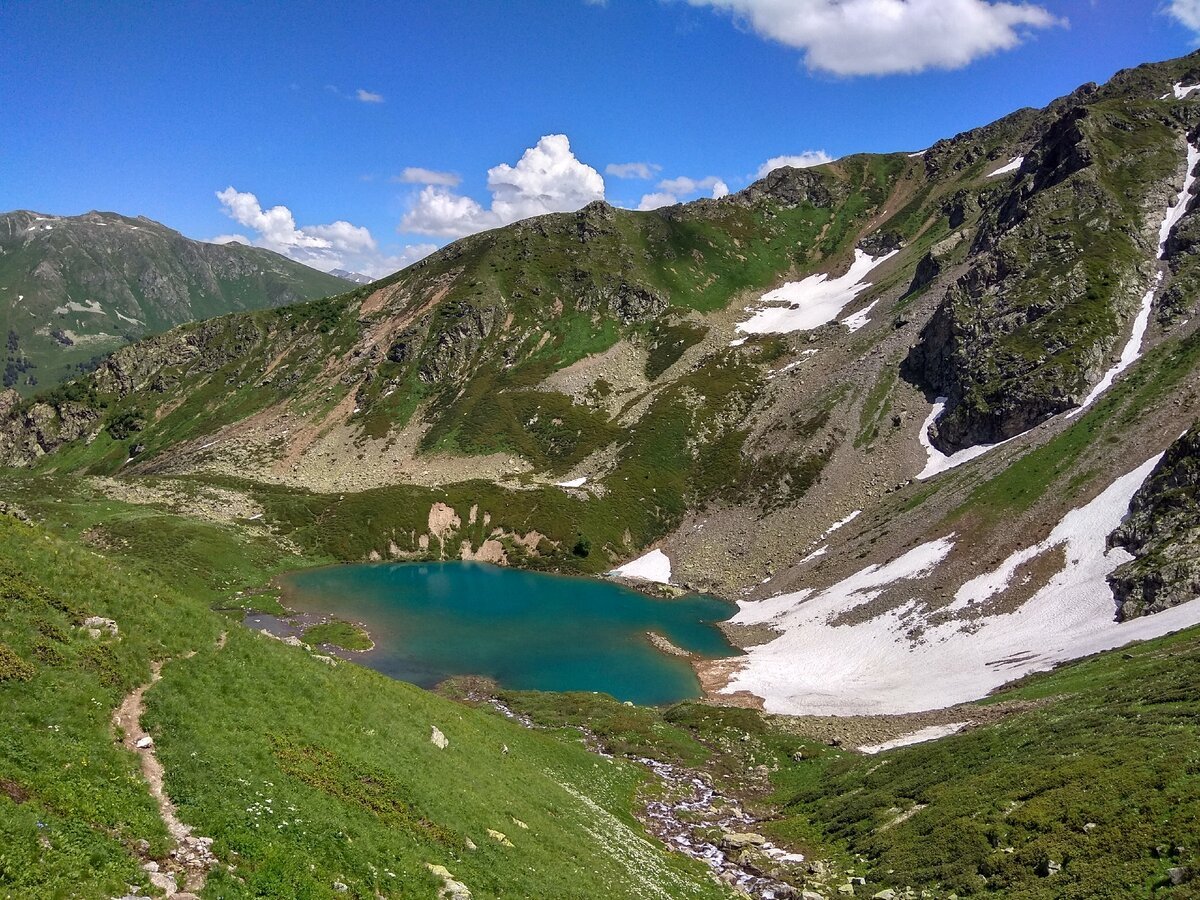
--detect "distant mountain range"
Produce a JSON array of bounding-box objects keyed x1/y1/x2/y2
[
  {"x1": 0, "y1": 210, "x2": 347, "y2": 393},
  {"x1": 329, "y1": 268, "x2": 374, "y2": 284}
]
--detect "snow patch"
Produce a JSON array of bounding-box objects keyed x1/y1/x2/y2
[
  {"x1": 986, "y1": 156, "x2": 1024, "y2": 178},
  {"x1": 610, "y1": 549, "x2": 673, "y2": 585},
  {"x1": 840, "y1": 300, "x2": 878, "y2": 333},
  {"x1": 917, "y1": 398, "x2": 1014, "y2": 480},
  {"x1": 734, "y1": 249, "x2": 897, "y2": 335},
  {"x1": 859, "y1": 722, "x2": 969, "y2": 754},
  {"x1": 53, "y1": 300, "x2": 105, "y2": 316},
  {"x1": 555, "y1": 476, "x2": 588, "y2": 488},
  {"x1": 1166, "y1": 82, "x2": 1200, "y2": 100},
  {"x1": 820, "y1": 509, "x2": 862, "y2": 539},
  {"x1": 728, "y1": 337, "x2": 747, "y2": 347},
  {"x1": 723, "y1": 455, "x2": 1200, "y2": 715}
]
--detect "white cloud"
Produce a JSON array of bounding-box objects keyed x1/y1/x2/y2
[
  {"x1": 658, "y1": 175, "x2": 727, "y2": 195},
  {"x1": 606, "y1": 161, "x2": 662, "y2": 180},
  {"x1": 712, "y1": 179, "x2": 730, "y2": 198},
  {"x1": 687, "y1": 0, "x2": 1063, "y2": 76},
  {"x1": 356, "y1": 88, "x2": 385, "y2": 103},
  {"x1": 394, "y1": 167, "x2": 462, "y2": 187},
  {"x1": 1168, "y1": 0, "x2": 1200, "y2": 35},
  {"x1": 214, "y1": 186, "x2": 433, "y2": 278},
  {"x1": 638, "y1": 192, "x2": 679, "y2": 210},
  {"x1": 756, "y1": 152, "x2": 833, "y2": 177},
  {"x1": 400, "y1": 134, "x2": 606, "y2": 238}
]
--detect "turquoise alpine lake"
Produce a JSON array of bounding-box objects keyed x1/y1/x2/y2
[{"x1": 276, "y1": 561, "x2": 741, "y2": 705}]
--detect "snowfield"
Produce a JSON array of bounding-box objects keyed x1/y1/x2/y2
[
  {"x1": 721, "y1": 454, "x2": 1200, "y2": 715},
  {"x1": 735, "y1": 250, "x2": 897, "y2": 335},
  {"x1": 986, "y1": 156, "x2": 1024, "y2": 177},
  {"x1": 610, "y1": 549, "x2": 673, "y2": 584}
]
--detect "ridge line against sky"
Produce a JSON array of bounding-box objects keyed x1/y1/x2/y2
[{"x1": 4, "y1": 0, "x2": 1200, "y2": 278}]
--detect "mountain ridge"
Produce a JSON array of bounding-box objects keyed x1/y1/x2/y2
[{"x1": 0, "y1": 209, "x2": 347, "y2": 394}]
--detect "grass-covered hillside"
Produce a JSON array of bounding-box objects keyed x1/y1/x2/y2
[
  {"x1": 3, "y1": 482, "x2": 1199, "y2": 898},
  {"x1": 3, "y1": 54, "x2": 1200, "y2": 603},
  {"x1": 0, "y1": 504, "x2": 730, "y2": 899},
  {"x1": 0, "y1": 210, "x2": 348, "y2": 393}
]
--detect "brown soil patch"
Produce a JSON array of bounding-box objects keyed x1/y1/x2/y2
[{"x1": 0, "y1": 778, "x2": 28, "y2": 804}]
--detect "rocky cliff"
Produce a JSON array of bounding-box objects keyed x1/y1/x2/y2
[{"x1": 1109, "y1": 422, "x2": 1200, "y2": 620}]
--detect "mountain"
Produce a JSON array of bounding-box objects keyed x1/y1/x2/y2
[
  {"x1": 0, "y1": 210, "x2": 348, "y2": 393},
  {"x1": 329, "y1": 267, "x2": 375, "y2": 284},
  {"x1": 5, "y1": 51, "x2": 1200, "y2": 899}
]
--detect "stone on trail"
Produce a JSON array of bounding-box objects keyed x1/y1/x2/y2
[
  {"x1": 430, "y1": 725, "x2": 449, "y2": 749},
  {"x1": 135, "y1": 736, "x2": 153, "y2": 749}
]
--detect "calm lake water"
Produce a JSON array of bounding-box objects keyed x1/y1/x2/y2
[{"x1": 277, "y1": 561, "x2": 740, "y2": 705}]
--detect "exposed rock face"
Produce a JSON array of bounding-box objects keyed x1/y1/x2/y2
[
  {"x1": 579, "y1": 281, "x2": 668, "y2": 324},
  {"x1": 1108, "y1": 423, "x2": 1200, "y2": 619},
  {"x1": 0, "y1": 397, "x2": 102, "y2": 466},
  {"x1": 905, "y1": 97, "x2": 1195, "y2": 451},
  {"x1": 736, "y1": 165, "x2": 846, "y2": 209},
  {"x1": 419, "y1": 302, "x2": 499, "y2": 383}
]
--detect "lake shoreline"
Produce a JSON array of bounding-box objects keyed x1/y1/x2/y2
[{"x1": 268, "y1": 558, "x2": 742, "y2": 705}]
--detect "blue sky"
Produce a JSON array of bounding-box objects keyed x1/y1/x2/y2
[{"x1": 3, "y1": 0, "x2": 1200, "y2": 276}]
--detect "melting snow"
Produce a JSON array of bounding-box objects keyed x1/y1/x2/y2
[
  {"x1": 859, "y1": 722, "x2": 969, "y2": 754},
  {"x1": 610, "y1": 549, "x2": 673, "y2": 585},
  {"x1": 53, "y1": 300, "x2": 105, "y2": 316},
  {"x1": 840, "y1": 300, "x2": 878, "y2": 333},
  {"x1": 723, "y1": 454, "x2": 1200, "y2": 715},
  {"x1": 1070, "y1": 140, "x2": 1200, "y2": 418},
  {"x1": 728, "y1": 337, "x2": 747, "y2": 347},
  {"x1": 555, "y1": 476, "x2": 588, "y2": 488},
  {"x1": 986, "y1": 156, "x2": 1024, "y2": 178},
  {"x1": 734, "y1": 249, "x2": 897, "y2": 335},
  {"x1": 907, "y1": 150, "x2": 927, "y2": 158},
  {"x1": 820, "y1": 509, "x2": 862, "y2": 540},
  {"x1": 1166, "y1": 82, "x2": 1200, "y2": 100},
  {"x1": 917, "y1": 398, "x2": 1014, "y2": 480}
]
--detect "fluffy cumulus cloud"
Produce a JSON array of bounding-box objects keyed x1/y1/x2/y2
[
  {"x1": 401, "y1": 134, "x2": 605, "y2": 238},
  {"x1": 637, "y1": 192, "x2": 680, "y2": 211},
  {"x1": 394, "y1": 167, "x2": 462, "y2": 187},
  {"x1": 637, "y1": 174, "x2": 730, "y2": 210},
  {"x1": 1168, "y1": 0, "x2": 1200, "y2": 36},
  {"x1": 756, "y1": 151, "x2": 833, "y2": 177},
  {"x1": 606, "y1": 161, "x2": 662, "y2": 180},
  {"x1": 213, "y1": 187, "x2": 433, "y2": 278},
  {"x1": 687, "y1": 0, "x2": 1063, "y2": 76}
]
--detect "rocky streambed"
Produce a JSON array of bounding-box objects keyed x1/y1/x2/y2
[{"x1": 484, "y1": 698, "x2": 811, "y2": 899}]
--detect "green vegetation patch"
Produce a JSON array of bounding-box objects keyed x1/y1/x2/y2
[{"x1": 301, "y1": 619, "x2": 372, "y2": 651}]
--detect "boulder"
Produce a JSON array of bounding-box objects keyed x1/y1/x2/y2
[
  {"x1": 720, "y1": 832, "x2": 767, "y2": 851},
  {"x1": 431, "y1": 725, "x2": 449, "y2": 749},
  {"x1": 487, "y1": 828, "x2": 514, "y2": 847}
]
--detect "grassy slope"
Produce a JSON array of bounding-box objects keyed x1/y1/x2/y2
[
  {"x1": 501, "y1": 626, "x2": 1200, "y2": 898},
  {"x1": 0, "y1": 213, "x2": 348, "y2": 395},
  {"x1": 0, "y1": 510, "x2": 728, "y2": 899}
]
